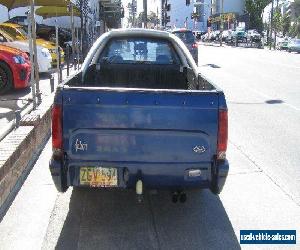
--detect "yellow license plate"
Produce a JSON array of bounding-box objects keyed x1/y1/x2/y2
[{"x1": 80, "y1": 167, "x2": 118, "y2": 187}]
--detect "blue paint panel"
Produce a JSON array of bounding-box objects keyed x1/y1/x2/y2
[
  {"x1": 60, "y1": 88, "x2": 222, "y2": 188},
  {"x1": 69, "y1": 129, "x2": 211, "y2": 162}
]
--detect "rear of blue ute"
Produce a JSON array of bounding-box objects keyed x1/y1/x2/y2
[{"x1": 49, "y1": 86, "x2": 229, "y2": 197}]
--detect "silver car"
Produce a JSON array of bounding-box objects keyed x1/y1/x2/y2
[{"x1": 288, "y1": 39, "x2": 300, "y2": 53}]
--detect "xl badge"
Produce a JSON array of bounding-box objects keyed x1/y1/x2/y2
[{"x1": 193, "y1": 145, "x2": 206, "y2": 154}]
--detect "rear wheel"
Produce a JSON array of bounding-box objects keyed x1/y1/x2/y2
[{"x1": 0, "y1": 61, "x2": 13, "y2": 94}]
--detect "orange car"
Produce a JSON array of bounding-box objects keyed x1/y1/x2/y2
[{"x1": 0, "y1": 44, "x2": 31, "y2": 93}]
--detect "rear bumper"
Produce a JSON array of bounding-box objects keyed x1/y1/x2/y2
[
  {"x1": 210, "y1": 159, "x2": 229, "y2": 194},
  {"x1": 49, "y1": 157, "x2": 229, "y2": 193}
]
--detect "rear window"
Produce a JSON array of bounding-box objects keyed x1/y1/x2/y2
[
  {"x1": 172, "y1": 31, "x2": 195, "y2": 43},
  {"x1": 99, "y1": 37, "x2": 180, "y2": 65}
]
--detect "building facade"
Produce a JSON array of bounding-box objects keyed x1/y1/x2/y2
[
  {"x1": 210, "y1": 0, "x2": 246, "y2": 30},
  {"x1": 211, "y1": 0, "x2": 245, "y2": 15},
  {"x1": 165, "y1": 0, "x2": 245, "y2": 32}
]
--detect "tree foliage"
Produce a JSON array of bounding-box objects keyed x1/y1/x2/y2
[
  {"x1": 136, "y1": 11, "x2": 159, "y2": 28},
  {"x1": 245, "y1": 0, "x2": 272, "y2": 32},
  {"x1": 282, "y1": 13, "x2": 291, "y2": 36},
  {"x1": 289, "y1": 17, "x2": 300, "y2": 38},
  {"x1": 273, "y1": 9, "x2": 282, "y2": 31}
]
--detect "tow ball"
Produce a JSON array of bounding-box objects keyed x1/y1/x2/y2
[{"x1": 136, "y1": 180, "x2": 143, "y2": 203}]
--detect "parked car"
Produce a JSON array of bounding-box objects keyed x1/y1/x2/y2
[
  {"x1": 0, "y1": 44, "x2": 30, "y2": 94},
  {"x1": 201, "y1": 32, "x2": 211, "y2": 42},
  {"x1": 6, "y1": 16, "x2": 72, "y2": 49},
  {"x1": 49, "y1": 29, "x2": 229, "y2": 202},
  {"x1": 0, "y1": 28, "x2": 52, "y2": 73},
  {"x1": 221, "y1": 30, "x2": 232, "y2": 42},
  {"x1": 277, "y1": 37, "x2": 290, "y2": 50},
  {"x1": 210, "y1": 30, "x2": 221, "y2": 41},
  {"x1": 171, "y1": 28, "x2": 198, "y2": 64},
  {"x1": 0, "y1": 23, "x2": 64, "y2": 67},
  {"x1": 231, "y1": 28, "x2": 247, "y2": 43},
  {"x1": 288, "y1": 39, "x2": 300, "y2": 53},
  {"x1": 246, "y1": 29, "x2": 263, "y2": 47}
]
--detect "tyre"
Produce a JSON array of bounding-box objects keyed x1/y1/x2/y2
[{"x1": 0, "y1": 61, "x2": 13, "y2": 94}]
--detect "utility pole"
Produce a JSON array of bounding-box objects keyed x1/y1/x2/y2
[
  {"x1": 269, "y1": 0, "x2": 274, "y2": 50},
  {"x1": 70, "y1": 4, "x2": 75, "y2": 64},
  {"x1": 29, "y1": 0, "x2": 36, "y2": 109},
  {"x1": 143, "y1": 0, "x2": 147, "y2": 28},
  {"x1": 28, "y1": 0, "x2": 38, "y2": 109},
  {"x1": 220, "y1": 0, "x2": 224, "y2": 46},
  {"x1": 132, "y1": 0, "x2": 136, "y2": 28},
  {"x1": 161, "y1": 0, "x2": 164, "y2": 28},
  {"x1": 273, "y1": 0, "x2": 279, "y2": 50}
]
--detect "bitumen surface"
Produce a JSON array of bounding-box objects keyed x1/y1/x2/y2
[
  {"x1": 0, "y1": 46, "x2": 299, "y2": 249},
  {"x1": 198, "y1": 44, "x2": 300, "y2": 205}
]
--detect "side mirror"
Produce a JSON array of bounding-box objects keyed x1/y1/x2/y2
[{"x1": 0, "y1": 35, "x2": 4, "y2": 42}]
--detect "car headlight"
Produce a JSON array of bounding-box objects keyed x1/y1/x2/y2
[
  {"x1": 41, "y1": 48, "x2": 51, "y2": 57},
  {"x1": 13, "y1": 55, "x2": 26, "y2": 64}
]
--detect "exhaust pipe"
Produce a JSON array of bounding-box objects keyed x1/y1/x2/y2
[
  {"x1": 172, "y1": 191, "x2": 179, "y2": 203},
  {"x1": 179, "y1": 192, "x2": 187, "y2": 203},
  {"x1": 171, "y1": 191, "x2": 187, "y2": 203}
]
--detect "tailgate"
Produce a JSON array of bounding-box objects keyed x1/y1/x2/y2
[{"x1": 62, "y1": 88, "x2": 219, "y2": 164}]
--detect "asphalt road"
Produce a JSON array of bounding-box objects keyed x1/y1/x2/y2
[
  {"x1": 0, "y1": 46, "x2": 299, "y2": 249},
  {"x1": 198, "y1": 44, "x2": 300, "y2": 204}
]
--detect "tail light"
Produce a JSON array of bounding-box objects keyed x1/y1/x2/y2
[
  {"x1": 217, "y1": 110, "x2": 228, "y2": 160},
  {"x1": 52, "y1": 104, "x2": 63, "y2": 156},
  {"x1": 192, "y1": 43, "x2": 198, "y2": 48}
]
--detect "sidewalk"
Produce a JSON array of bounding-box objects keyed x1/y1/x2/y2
[
  {"x1": 0, "y1": 66, "x2": 77, "y2": 216},
  {"x1": 0, "y1": 67, "x2": 77, "y2": 141}
]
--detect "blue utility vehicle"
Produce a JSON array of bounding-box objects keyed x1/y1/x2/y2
[{"x1": 49, "y1": 29, "x2": 229, "y2": 202}]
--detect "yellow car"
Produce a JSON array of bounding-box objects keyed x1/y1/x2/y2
[{"x1": 0, "y1": 23, "x2": 64, "y2": 67}]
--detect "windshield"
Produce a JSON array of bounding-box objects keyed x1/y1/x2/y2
[
  {"x1": 173, "y1": 31, "x2": 195, "y2": 43},
  {"x1": 0, "y1": 29, "x2": 14, "y2": 42},
  {"x1": 0, "y1": 25, "x2": 27, "y2": 40},
  {"x1": 100, "y1": 37, "x2": 180, "y2": 65},
  {"x1": 15, "y1": 27, "x2": 28, "y2": 39}
]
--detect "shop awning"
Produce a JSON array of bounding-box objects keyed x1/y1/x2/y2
[
  {"x1": 1, "y1": 0, "x2": 70, "y2": 10},
  {"x1": 36, "y1": 6, "x2": 80, "y2": 18}
]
